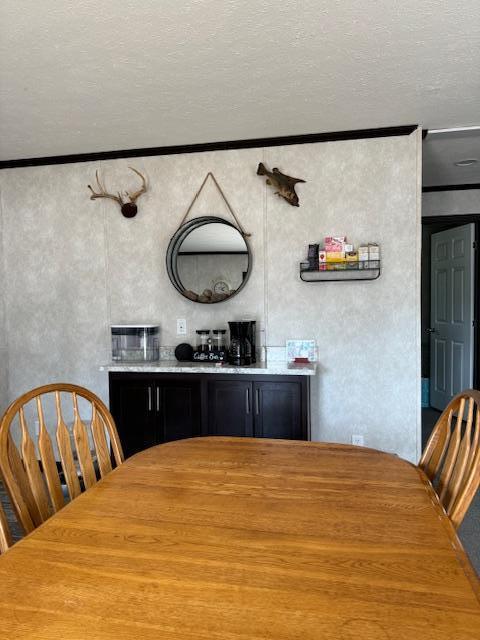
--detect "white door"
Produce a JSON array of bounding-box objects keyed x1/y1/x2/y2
[{"x1": 430, "y1": 223, "x2": 474, "y2": 410}]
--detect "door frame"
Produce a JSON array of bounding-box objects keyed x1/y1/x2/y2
[{"x1": 422, "y1": 214, "x2": 480, "y2": 389}]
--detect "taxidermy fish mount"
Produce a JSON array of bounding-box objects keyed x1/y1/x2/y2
[{"x1": 257, "y1": 162, "x2": 305, "y2": 207}]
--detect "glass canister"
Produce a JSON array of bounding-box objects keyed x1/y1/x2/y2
[
  {"x1": 111, "y1": 325, "x2": 160, "y2": 361},
  {"x1": 196, "y1": 330, "x2": 211, "y2": 353},
  {"x1": 212, "y1": 329, "x2": 226, "y2": 352}
]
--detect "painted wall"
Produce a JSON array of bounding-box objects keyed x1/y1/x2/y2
[
  {"x1": 0, "y1": 131, "x2": 422, "y2": 460},
  {"x1": 423, "y1": 189, "x2": 480, "y2": 217},
  {"x1": 0, "y1": 193, "x2": 7, "y2": 413}
]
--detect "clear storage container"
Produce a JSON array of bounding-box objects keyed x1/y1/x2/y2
[
  {"x1": 111, "y1": 325, "x2": 160, "y2": 361},
  {"x1": 196, "y1": 330, "x2": 211, "y2": 353},
  {"x1": 212, "y1": 329, "x2": 226, "y2": 352}
]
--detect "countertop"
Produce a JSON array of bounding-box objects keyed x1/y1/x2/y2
[{"x1": 100, "y1": 360, "x2": 316, "y2": 376}]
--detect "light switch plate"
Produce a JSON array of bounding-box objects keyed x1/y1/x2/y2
[{"x1": 177, "y1": 319, "x2": 187, "y2": 335}]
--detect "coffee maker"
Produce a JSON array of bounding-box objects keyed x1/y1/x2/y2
[{"x1": 228, "y1": 321, "x2": 256, "y2": 366}]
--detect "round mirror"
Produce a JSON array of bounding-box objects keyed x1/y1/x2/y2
[{"x1": 166, "y1": 217, "x2": 252, "y2": 303}]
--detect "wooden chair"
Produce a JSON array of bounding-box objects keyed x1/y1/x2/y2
[
  {"x1": 419, "y1": 389, "x2": 480, "y2": 528},
  {"x1": 0, "y1": 383, "x2": 124, "y2": 535},
  {"x1": 0, "y1": 499, "x2": 12, "y2": 553}
]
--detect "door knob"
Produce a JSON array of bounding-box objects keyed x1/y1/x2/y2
[{"x1": 426, "y1": 328, "x2": 437, "y2": 334}]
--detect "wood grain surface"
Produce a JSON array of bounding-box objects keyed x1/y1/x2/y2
[
  {"x1": 0, "y1": 500, "x2": 11, "y2": 553},
  {"x1": 0, "y1": 437, "x2": 478, "y2": 639},
  {"x1": 0, "y1": 383, "x2": 124, "y2": 534},
  {"x1": 419, "y1": 389, "x2": 480, "y2": 528}
]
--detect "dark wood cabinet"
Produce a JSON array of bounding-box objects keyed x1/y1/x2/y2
[
  {"x1": 207, "y1": 379, "x2": 254, "y2": 437},
  {"x1": 159, "y1": 379, "x2": 202, "y2": 443},
  {"x1": 108, "y1": 378, "x2": 156, "y2": 457},
  {"x1": 253, "y1": 380, "x2": 304, "y2": 440},
  {"x1": 109, "y1": 372, "x2": 310, "y2": 458},
  {"x1": 109, "y1": 374, "x2": 201, "y2": 457}
]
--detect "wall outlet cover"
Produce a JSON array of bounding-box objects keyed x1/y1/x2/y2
[
  {"x1": 177, "y1": 319, "x2": 187, "y2": 335},
  {"x1": 351, "y1": 434, "x2": 364, "y2": 446}
]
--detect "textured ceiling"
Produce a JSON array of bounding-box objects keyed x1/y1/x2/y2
[{"x1": 1, "y1": 0, "x2": 480, "y2": 161}]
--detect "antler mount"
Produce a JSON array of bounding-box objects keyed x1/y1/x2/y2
[{"x1": 88, "y1": 167, "x2": 147, "y2": 218}]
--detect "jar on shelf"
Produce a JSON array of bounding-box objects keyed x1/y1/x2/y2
[
  {"x1": 196, "y1": 330, "x2": 211, "y2": 353},
  {"x1": 212, "y1": 329, "x2": 226, "y2": 352}
]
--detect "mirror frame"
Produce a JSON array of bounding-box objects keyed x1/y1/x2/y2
[{"x1": 166, "y1": 216, "x2": 252, "y2": 304}]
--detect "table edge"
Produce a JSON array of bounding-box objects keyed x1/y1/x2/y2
[{"x1": 413, "y1": 464, "x2": 480, "y2": 602}]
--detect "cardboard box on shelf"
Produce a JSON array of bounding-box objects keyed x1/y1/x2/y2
[
  {"x1": 325, "y1": 251, "x2": 346, "y2": 271},
  {"x1": 358, "y1": 246, "x2": 369, "y2": 260},
  {"x1": 326, "y1": 251, "x2": 346, "y2": 262},
  {"x1": 346, "y1": 251, "x2": 359, "y2": 269},
  {"x1": 368, "y1": 243, "x2": 380, "y2": 260},
  {"x1": 358, "y1": 245, "x2": 369, "y2": 269},
  {"x1": 324, "y1": 236, "x2": 346, "y2": 252}
]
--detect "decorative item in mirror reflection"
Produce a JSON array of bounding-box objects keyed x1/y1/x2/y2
[
  {"x1": 166, "y1": 216, "x2": 252, "y2": 304},
  {"x1": 257, "y1": 162, "x2": 305, "y2": 207},
  {"x1": 88, "y1": 167, "x2": 147, "y2": 218}
]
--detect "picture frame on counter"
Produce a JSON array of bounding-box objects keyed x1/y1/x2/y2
[{"x1": 286, "y1": 340, "x2": 317, "y2": 362}]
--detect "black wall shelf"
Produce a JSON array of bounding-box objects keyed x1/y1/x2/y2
[{"x1": 300, "y1": 262, "x2": 381, "y2": 282}]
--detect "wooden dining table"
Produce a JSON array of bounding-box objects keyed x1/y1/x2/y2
[{"x1": 0, "y1": 437, "x2": 478, "y2": 639}]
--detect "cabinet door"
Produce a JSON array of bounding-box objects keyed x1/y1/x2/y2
[
  {"x1": 109, "y1": 378, "x2": 157, "y2": 458},
  {"x1": 253, "y1": 381, "x2": 304, "y2": 440},
  {"x1": 207, "y1": 380, "x2": 253, "y2": 437},
  {"x1": 159, "y1": 380, "x2": 202, "y2": 442}
]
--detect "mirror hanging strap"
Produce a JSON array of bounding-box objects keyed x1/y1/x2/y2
[{"x1": 178, "y1": 172, "x2": 251, "y2": 237}]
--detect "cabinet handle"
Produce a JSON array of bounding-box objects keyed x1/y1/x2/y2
[
  {"x1": 147, "y1": 386, "x2": 152, "y2": 412},
  {"x1": 156, "y1": 386, "x2": 160, "y2": 412},
  {"x1": 255, "y1": 388, "x2": 260, "y2": 415},
  {"x1": 245, "y1": 388, "x2": 250, "y2": 414}
]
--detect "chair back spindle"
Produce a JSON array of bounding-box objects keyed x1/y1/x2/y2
[
  {"x1": 0, "y1": 383, "x2": 124, "y2": 534},
  {"x1": 0, "y1": 500, "x2": 12, "y2": 553},
  {"x1": 419, "y1": 389, "x2": 480, "y2": 528},
  {"x1": 55, "y1": 391, "x2": 81, "y2": 501}
]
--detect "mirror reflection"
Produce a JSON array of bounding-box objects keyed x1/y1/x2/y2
[{"x1": 166, "y1": 217, "x2": 251, "y2": 304}]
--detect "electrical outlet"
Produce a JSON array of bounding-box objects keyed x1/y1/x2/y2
[
  {"x1": 176, "y1": 318, "x2": 187, "y2": 335},
  {"x1": 352, "y1": 434, "x2": 364, "y2": 447},
  {"x1": 34, "y1": 420, "x2": 40, "y2": 436}
]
